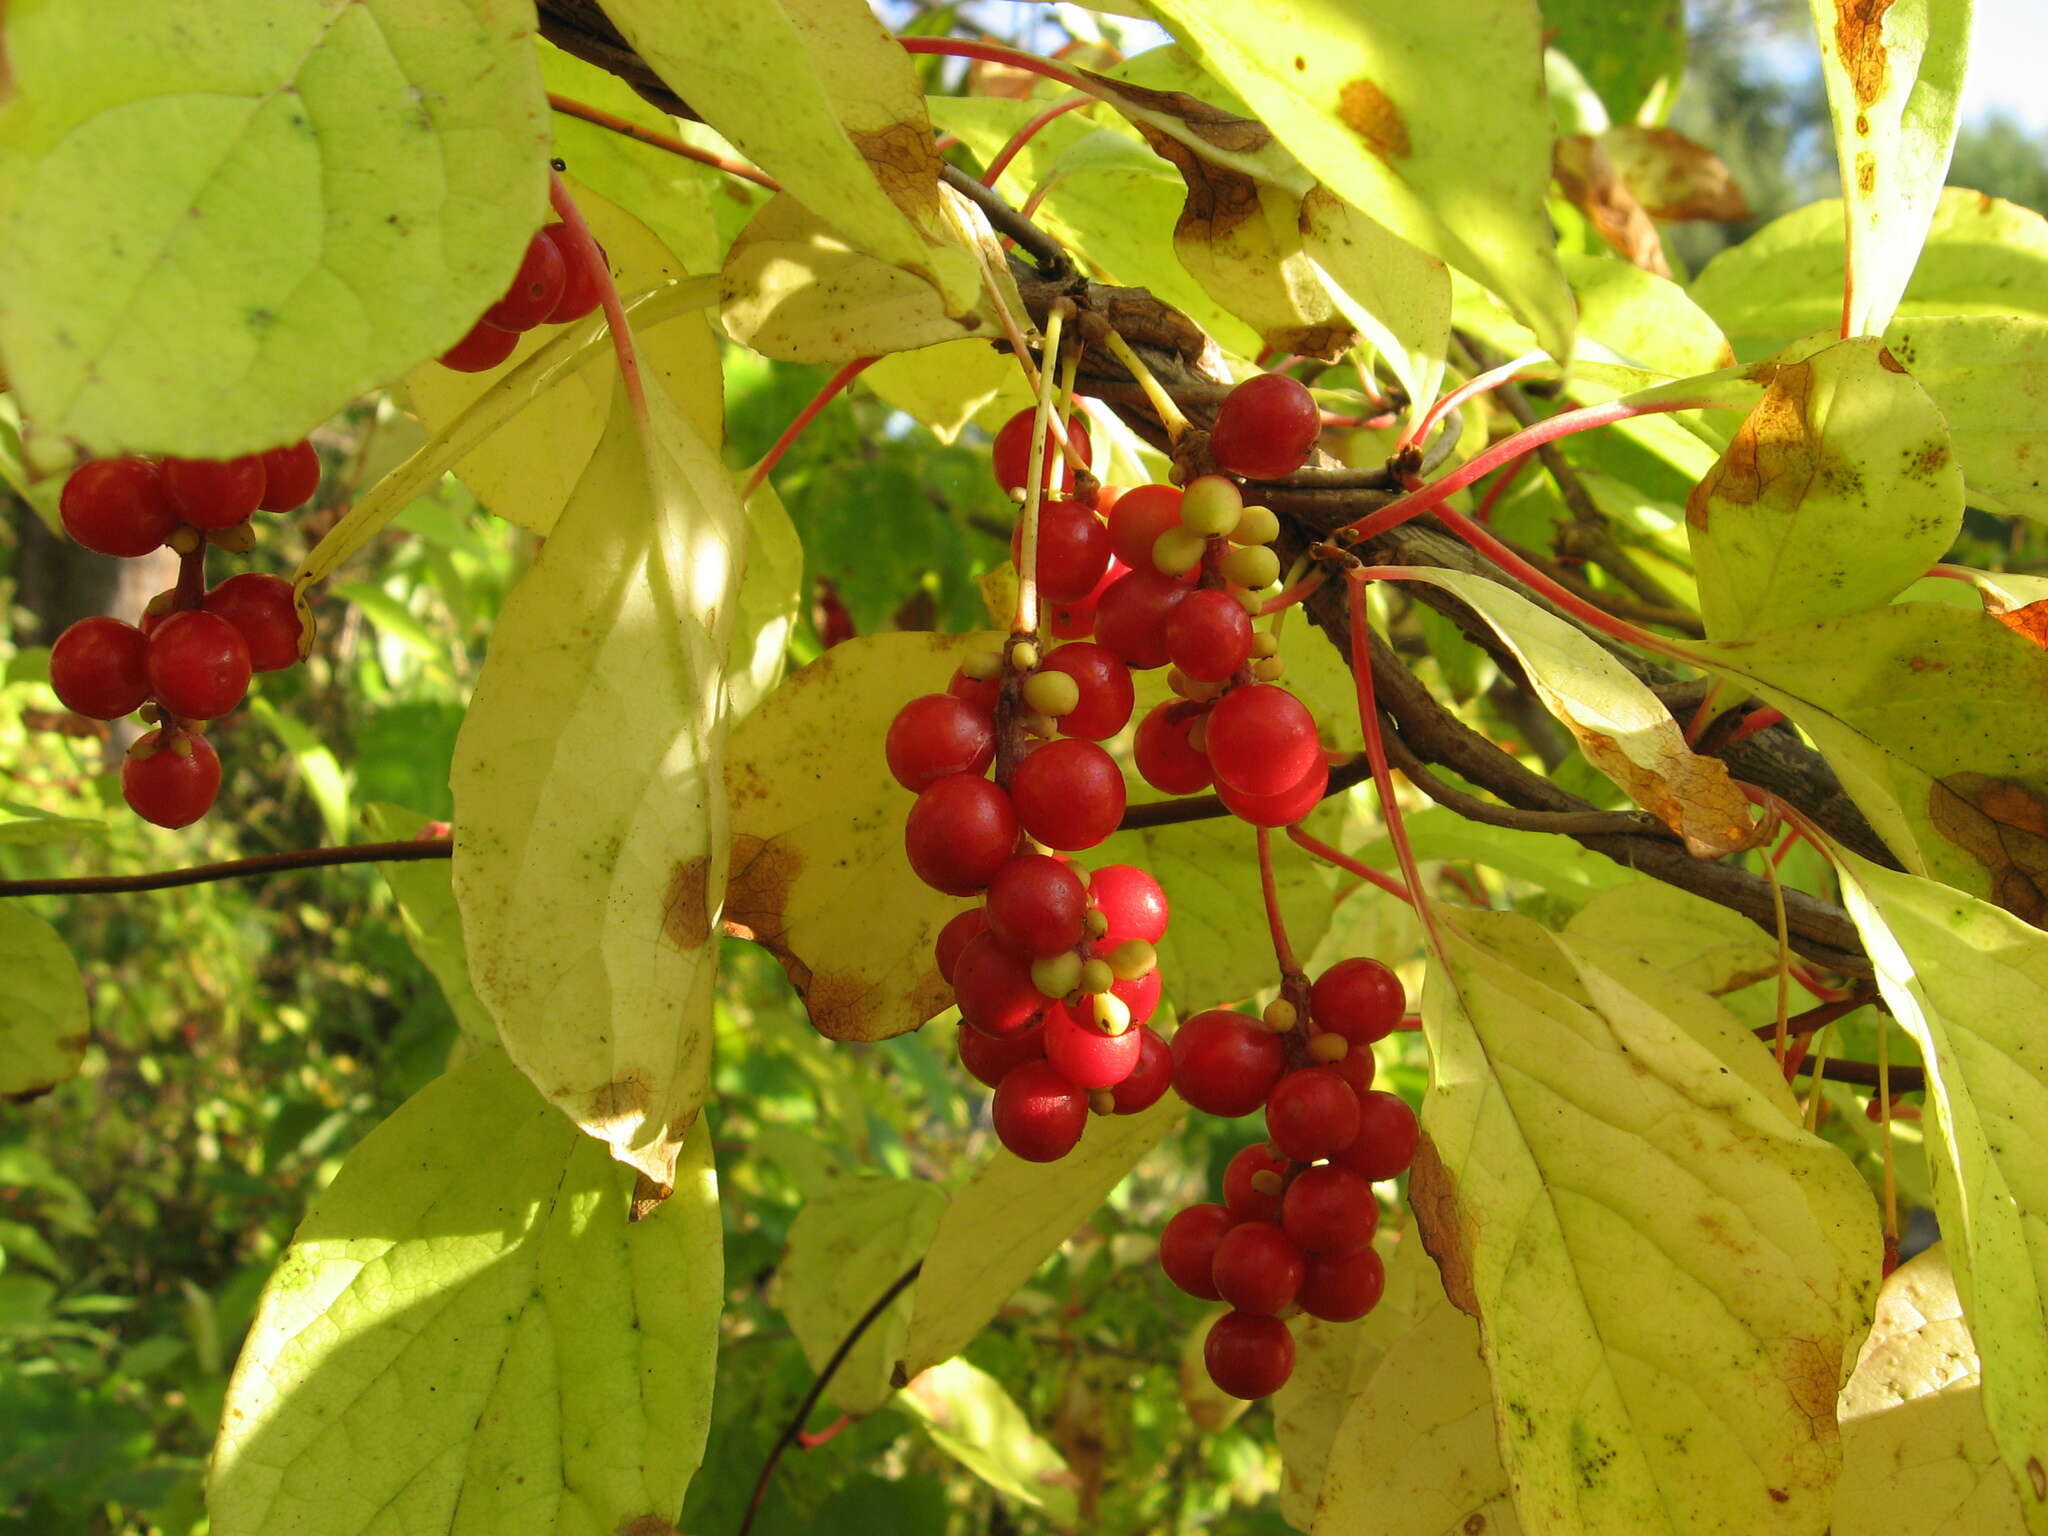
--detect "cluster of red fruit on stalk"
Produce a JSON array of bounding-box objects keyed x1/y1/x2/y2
[
  {"x1": 886, "y1": 367, "x2": 1418, "y2": 1399},
  {"x1": 50, "y1": 445, "x2": 322, "y2": 827},
  {"x1": 438, "y1": 221, "x2": 605, "y2": 373}
]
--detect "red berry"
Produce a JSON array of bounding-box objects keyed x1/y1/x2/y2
[
  {"x1": 1207, "y1": 684, "x2": 1320, "y2": 797},
  {"x1": 1106, "y1": 483, "x2": 1183, "y2": 568},
  {"x1": 1205, "y1": 1311, "x2": 1295, "y2": 1399},
  {"x1": 1281, "y1": 1164, "x2": 1379, "y2": 1255},
  {"x1": 1331, "y1": 1091, "x2": 1420, "y2": 1181},
  {"x1": 1223, "y1": 1142, "x2": 1289, "y2": 1223},
  {"x1": 1048, "y1": 558, "x2": 1124, "y2": 640},
  {"x1": 162, "y1": 455, "x2": 267, "y2": 530},
  {"x1": 1109, "y1": 1026, "x2": 1172, "y2": 1113},
  {"x1": 1016, "y1": 502, "x2": 1112, "y2": 603},
  {"x1": 540, "y1": 224, "x2": 606, "y2": 323},
  {"x1": 122, "y1": 728, "x2": 221, "y2": 828},
  {"x1": 1216, "y1": 751, "x2": 1328, "y2": 827},
  {"x1": 1110, "y1": 967, "x2": 1161, "y2": 1024},
  {"x1": 1171, "y1": 1010, "x2": 1286, "y2": 1118},
  {"x1": 146, "y1": 610, "x2": 251, "y2": 720},
  {"x1": 991, "y1": 408, "x2": 1092, "y2": 496},
  {"x1": 1164, "y1": 589, "x2": 1254, "y2": 682},
  {"x1": 886, "y1": 693, "x2": 996, "y2": 793},
  {"x1": 1038, "y1": 642, "x2": 1134, "y2": 740},
  {"x1": 60, "y1": 458, "x2": 179, "y2": 557},
  {"x1": 1134, "y1": 703, "x2": 1212, "y2": 795},
  {"x1": 1212, "y1": 1220, "x2": 1306, "y2": 1314},
  {"x1": 257, "y1": 440, "x2": 321, "y2": 512},
  {"x1": 951, "y1": 931, "x2": 1049, "y2": 1038},
  {"x1": 1159, "y1": 1203, "x2": 1234, "y2": 1300},
  {"x1": 1297, "y1": 1246, "x2": 1386, "y2": 1323},
  {"x1": 440, "y1": 319, "x2": 520, "y2": 373},
  {"x1": 485, "y1": 228, "x2": 569, "y2": 331},
  {"x1": 1044, "y1": 1001, "x2": 1143, "y2": 1089},
  {"x1": 1312, "y1": 957, "x2": 1407, "y2": 1045},
  {"x1": 987, "y1": 853, "x2": 1089, "y2": 957},
  {"x1": 958, "y1": 1015, "x2": 1047, "y2": 1089},
  {"x1": 947, "y1": 667, "x2": 1000, "y2": 718},
  {"x1": 934, "y1": 908, "x2": 989, "y2": 984},
  {"x1": 1209, "y1": 372, "x2": 1321, "y2": 480},
  {"x1": 1093, "y1": 568, "x2": 1192, "y2": 670},
  {"x1": 904, "y1": 775, "x2": 1017, "y2": 895},
  {"x1": 139, "y1": 590, "x2": 176, "y2": 636},
  {"x1": 1087, "y1": 865, "x2": 1169, "y2": 946},
  {"x1": 1265, "y1": 1067, "x2": 1361, "y2": 1162},
  {"x1": 203, "y1": 573, "x2": 303, "y2": 672},
  {"x1": 1010, "y1": 739, "x2": 1125, "y2": 851},
  {"x1": 992, "y1": 1058, "x2": 1089, "y2": 1161},
  {"x1": 1328, "y1": 1038, "x2": 1377, "y2": 1099},
  {"x1": 49, "y1": 617, "x2": 152, "y2": 719}
]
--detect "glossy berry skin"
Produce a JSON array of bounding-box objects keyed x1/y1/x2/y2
[
  {"x1": 951, "y1": 931, "x2": 1048, "y2": 1038},
  {"x1": 1297, "y1": 1246, "x2": 1386, "y2": 1323},
  {"x1": 947, "y1": 667, "x2": 1001, "y2": 718},
  {"x1": 49, "y1": 618, "x2": 152, "y2": 719},
  {"x1": 1017, "y1": 502, "x2": 1112, "y2": 603},
  {"x1": 441, "y1": 319, "x2": 520, "y2": 373},
  {"x1": 1211, "y1": 1220, "x2": 1306, "y2": 1315},
  {"x1": 163, "y1": 455, "x2": 267, "y2": 529},
  {"x1": 1328, "y1": 1038, "x2": 1377, "y2": 1099},
  {"x1": 540, "y1": 224, "x2": 605, "y2": 323},
  {"x1": 1171, "y1": 1010, "x2": 1287, "y2": 1118},
  {"x1": 1109, "y1": 1026, "x2": 1172, "y2": 1113},
  {"x1": 1204, "y1": 1311, "x2": 1295, "y2": 1399},
  {"x1": 1207, "y1": 684, "x2": 1321, "y2": 797},
  {"x1": 1049, "y1": 559, "x2": 1124, "y2": 640},
  {"x1": 1045, "y1": 1002, "x2": 1143, "y2": 1089},
  {"x1": 1087, "y1": 865, "x2": 1169, "y2": 946},
  {"x1": 1110, "y1": 967, "x2": 1161, "y2": 1024},
  {"x1": 886, "y1": 693, "x2": 997, "y2": 792},
  {"x1": 60, "y1": 458, "x2": 179, "y2": 557},
  {"x1": 1209, "y1": 371, "x2": 1321, "y2": 480},
  {"x1": 257, "y1": 440, "x2": 322, "y2": 511},
  {"x1": 958, "y1": 1016, "x2": 1047, "y2": 1089},
  {"x1": 1038, "y1": 642, "x2": 1134, "y2": 740},
  {"x1": 986, "y1": 853, "x2": 1088, "y2": 957},
  {"x1": 1331, "y1": 1090, "x2": 1420, "y2": 1181},
  {"x1": 1159, "y1": 1202, "x2": 1234, "y2": 1300},
  {"x1": 1106, "y1": 483, "x2": 1184, "y2": 569},
  {"x1": 1223, "y1": 1142, "x2": 1289, "y2": 1223},
  {"x1": 934, "y1": 908, "x2": 989, "y2": 985},
  {"x1": 1266, "y1": 1068, "x2": 1362, "y2": 1162},
  {"x1": 991, "y1": 408, "x2": 1092, "y2": 495},
  {"x1": 1216, "y1": 752, "x2": 1328, "y2": 828},
  {"x1": 484, "y1": 229, "x2": 569, "y2": 331},
  {"x1": 1281, "y1": 1164, "x2": 1379, "y2": 1255},
  {"x1": 904, "y1": 775, "x2": 1017, "y2": 895},
  {"x1": 1312, "y1": 957, "x2": 1407, "y2": 1045},
  {"x1": 146, "y1": 611, "x2": 251, "y2": 720},
  {"x1": 122, "y1": 729, "x2": 222, "y2": 828},
  {"x1": 1010, "y1": 739, "x2": 1125, "y2": 851},
  {"x1": 1134, "y1": 703, "x2": 1212, "y2": 795},
  {"x1": 1093, "y1": 568, "x2": 1191, "y2": 670},
  {"x1": 1164, "y1": 589, "x2": 1255, "y2": 682},
  {"x1": 203, "y1": 573, "x2": 303, "y2": 672},
  {"x1": 992, "y1": 1058, "x2": 1089, "y2": 1162}
]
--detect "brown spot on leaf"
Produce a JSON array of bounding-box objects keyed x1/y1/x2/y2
[
  {"x1": 1337, "y1": 77, "x2": 1411, "y2": 163},
  {"x1": 1928, "y1": 773, "x2": 2048, "y2": 926},
  {"x1": 1856, "y1": 151, "x2": 1877, "y2": 196},
  {"x1": 1990, "y1": 599, "x2": 2048, "y2": 649},
  {"x1": 617, "y1": 1517, "x2": 684, "y2": 1536},
  {"x1": 1773, "y1": 1335, "x2": 1844, "y2": 1440},
  {"x1": 1407, "y1": 1135, "x2": 1482, "y2": 1316},
  {"x1": 629, "y1": 1172, "x2": 672, "y2": 1222},
  {"x1": 1768, "y1": 1488, "x2": 1791, "y2": 1503},
  {"x1": 1575, "y1": 728, "x2": 1760, "y2": 859},
  {"x1": 1598, "y1": 126, "x2": 1752, "y2": 221},
  {"x1": 2028, "y1": 1457, "x2": 2046, "y2": 1501},
  {"x1": 1687, "y1": 361, "x2": 1817, "y2": 528},
  {"x1": 1554, "y1": 135, "x2": 1671, "y2": 277},
  {"x1": 1464, "y1": 1517, "x2": 1487, "y2": 1535},
  {"x1": 664, "y1": 856, "x2": 713, "y2": 949},
  {"x1": 1081, "y1": 71, "x2": 1274, "y2": 156},
  {"x1": 588, "y1": 1072, "x2": 651, "y2": 1125},
  {"x1": 1876, "y1": 346, "x2": 1906, "y2": 374},
  {"x1": 846, "y1": 122, "x2": 944, "y2": 217},
  {"x1": 1133, "y1": 121, "x2": 1261, "y2": 241},
  {"x1": 1834, "y1": 0, "x2": 1896, "y2": 109}
]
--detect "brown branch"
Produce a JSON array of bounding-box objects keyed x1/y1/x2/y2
[
  {"x1": 0, "y1": 840, "x2": 451, "y2": 898},
  {"x1": 939, "y1": 163, "x2": 1072, "y2": 279},
  {"x1": 1796, "y1": 1056, "x2": 1924, "y2": 1091},
  {"x1": 1751, "y1": 994, "x2": 1873, "y2": 1041}
]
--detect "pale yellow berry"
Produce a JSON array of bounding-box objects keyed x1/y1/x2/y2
[
  {"x1": 1084, "y1": 908, "x2": 1110, "y2": 940},
  {"x1": 1252, "y1": 656, "x2": 1286, "y2": 682},
  {"x1": 1091, "y1": 990, "x2": 1132, "y2": 1035},
  {"x1": 1009, "y1": 639, "x2": 1040, "y2": 672},
  {"x1": 1236, "y1": 589, "x2": 1264, "y2": 616},
  {"x1": 1181, "y1": 474, "x2": 1243, "y2": 530},
  {"x1": 209, "y1": 519, "x2": 257, "y2": 554},
  {"x1": 961, "y1": 649, "x2": 1003, "y2": 681},
  {"x1": 1187, "y1": 715, "x2": 1209, "y2": 753},
  {"x1": 167, "y1": 525, "x2": 203, "y2": 556},
  {"x1": 1232, "y1": 505, "x2": 1281, "y2": 545},
  {"x1": 1024, "y1": 670, "x2": 1080, "y2": 716},
  {"x1": 1032, "y1": 951, "x2": 1082, "y2": 999},
  {"x1": 1019, "y1": 712, "x2": 1056, "y2": 739},
  {"x1": 1107, "y1": 939, "x2": 1157, "y2": 980},
  {"x1": 1167, "y1": 667, "x2": 1194, "y2": 698},
  {"x1": 1251, "y1": 632, "x2": 1281, "y2": 658},
  {"x1": 1079, "y1": 957, "x2": 1115, "y2": 995},
  {"x1": 1152, "y1": 526, "x2": 1209, "y2": 577},
  {"x1": 1309, "y1": 1032, "x2": 1350, "y2": 1063},
  {"x1": 1262, "y1": 998, "x2": 1297, "y2": 1034},
  {"x1": 1220, "y1": 544, "x2": 1281, "y2": 591},
  {"x1": 1249, "y1": 1169, "x2": 1285, "y2": 1198},
  {"x1": 1088, "y1": 1088, "x2": 1118, "y2": 1115}
]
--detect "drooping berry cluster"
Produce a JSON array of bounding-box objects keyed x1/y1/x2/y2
[
  {"x1": 439, "y1": 223, "x2": 605, "y2": 374},
  {"x1": 52, "y1": 445, "x2": 321, "y2": 827},
  {"x1": 1163, "y1": 958, "x2": 1418, "y2": 1399}
]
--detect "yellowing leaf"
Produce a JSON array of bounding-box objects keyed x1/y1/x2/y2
[
  {"x1": 0, "y1": 0, "x2": 549, "y2": 464},
  {"x1": 728, "y1": 480, "x2": 804, "y2": 722},
  {"x1": 1837, "y1": 1244, "x2": 2031, "y2": 1536},
  {"x1": 1834, "y1": 856, "x2": 2048, "y2": 1530},
  {"x1": 452, "y1": 370, "x2": 745, "y2": 1193},
  {"x1": 1370, "y1": 565, "x2": 1757, "y2": 856},
  {"x1": 1145, "y1": 0, "x2": 1575, "y2": 362},
  {"x1": 209, "y1": 1049, "x2": 722, "y2": 1536},
  {"x1": 1564, "y1": 881, "x2": 1787, "y2": 1001},
  {"x1": 898, "y1": 1357, "x2": 1080, "y2": 1522},
  {"x1": 1805, "y1": 0, "x2": 1973, "y2": 337},
  {"x1": 0, "y1": 906, "x2": 87, "y2": 1101},
  {"x1": 1299, "y1": 188, "x2": 1452, "y2": 416},
  {"x1": 1598, "y1": 125, "x2": 1751, "y2": 223},
  {"x1": 863, "y1": 338, "x2": 1032, "y2": 444},
  {"x1": 1417, "y1": 907, "x2": 1878, "y2": 1536},
  {"x1": 724, "y1": 631, "x2": 993, "y2": 1041},
  {"x1": 1886, "y1": 314, "x2": 2048, "y2": 520},
  {"x1": 1686, "y1": 335, "x2": 1962, "y2": 640}
]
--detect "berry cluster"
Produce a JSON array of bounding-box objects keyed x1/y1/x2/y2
[
  {"x1": 1163, "y1": 958, "x2": 1418, "y2": 1398},
  {"x1": 439, "y1": 223, "x2": 604, "y2": 374},
  {"x1": 52, "y1": 445, "x2": 321, "y2": 827}
]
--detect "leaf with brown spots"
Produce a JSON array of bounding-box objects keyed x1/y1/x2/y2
[
  {"x1": 1418, "y1": 906, "x2": 1878, "y2": 1536},
  {"x1": 1598, "y1": 125, "x2": 1751, "y2": 223},
  {"x1": 723, "y1": 630, "x2": 995, "y2": 1041},
  {"x1": 0, "y1": 906, "x2": 88, "y2": 1102},
  {"x1": 1880, "y1": 316, "x2": 2048, "y2": 520},
  {"x1": 1553, "y1": 134, "x2": 1673, "y2": 279}
]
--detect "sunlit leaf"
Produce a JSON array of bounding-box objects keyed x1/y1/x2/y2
[
  {"x1": 1563, "y1": 881, "x2": 1785, "y2": 999},
  {"x1": 0, "y1": 802, "x2": 106, "y2": 847},
  {"x1": 1299, "y1": 189, "x2": 1452, "y2": 415},
  {"x1": 209, "y1": 1049, "x2": 722, "y2": 1536},
  {"x1": 729, "y1": 480, "x2": 804, "y2": 722},
  {"x1": 1886, "y1": 314, "x2": 2048, "y2": 519},
  {"x1": 862, "y1": 338, "x2": 1033, "y2": 444},
  {"x1": 361, "y1": 804, "x2": 493, "y2": 1045},
  {"x1": 898, "y1": 1357, "x2": 1080, "y2": 1522},
  {"x1": 0, "y1": 906, "x2": 87, "y2": 1102},
  {"x1": 0, "y1": 0, "x2": 549, "y2": 465}
]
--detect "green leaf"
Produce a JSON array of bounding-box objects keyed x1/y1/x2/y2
[
  {"x1": 208, "y1": 1049, "x2": 722, "y2": 1536},
  {"x1": 1886, "y1": 315, "x2": 2048, "y2": 519},
  {"x1": 899, "y1": 1096, "x2": 1181, "y2": 1379},
  {"x1": 248, "y1": 697, "x2": 349, "y2": 846},
  {"x1": 1686, "y1": 334, "x2": 1962, "y2": 640},
  {"x1": 0, "y1": 0, "x2": 549, "y2": 464},
  {"x1": 0, "y1": 906, "x2": 87, "y2": 1102},
  {"x1": 452, "y1": 368, "x2": 745, "y2": 1192},
  {"x1": 0, "y1": 801, "x2": 106, "y2": 847},
  {"x1": 1539, "y1": 0, "x2": 1686, "y2": 125},
  {"x1": 1416, "y1": 907, "x2": 1878, "y2": 1536},
  {"x1": 1144, "y1": 0, "x2": 1575, "y2": 363},
  {"x1": 361, "y1": 804, "x2": 493, "y2": 1045},
  {"x1": 1834, "y1": 856, "x2": 2048, "y2": 1531},
  {"x1": 1804, "y1": 0, "x2": 1973, "y2": 337},
  {"x1": 897, "y1": 1358, "x2": 1079, "y2": 1521},
  {"x1": 1837, "y1": 1244, "x2": 2031, "y2": 1536},
  {"x1": 724, "y1": 631, "x2": 995, "y2": 1042},
  {"x1": 779, "y1": 1175, "x2": 944, "y2": 1414}
]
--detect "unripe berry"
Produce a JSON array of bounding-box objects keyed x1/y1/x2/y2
[
  {"x1": 1151, "y1": 526, "x2": 1208, "y2": 577},
  {"x1": 1031, "y1": 950, "x2": 1083, "y2": 999},
  {"x1": 1232, "y1": 505, "x2": 1281, "y2": 545},
  {"x1": 1219, "y1": 544, "x2": 1281, "y2": 591},
  {"x1": 1022, "y1": 669, "x2": 1080, "y2": 717},
  {"x1": 1179, "y1": 475, "x2": 1242, "y2": 533}
]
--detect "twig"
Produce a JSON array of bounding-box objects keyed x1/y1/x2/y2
[
  {"x1": 0, "y1": 841, "x2": 451, "y2": 898},
  {"x1": 1749, "y1": 995, "x2": 1870, "y2": 1042},
  {"x1": 1795, "y1": 1055, "x2": 1923, "y2": 1091},
  {"x1": 546, "y1": 92, "x2": 779, "y2": 188},
  {"x1": 940, "y1": 163, "x2": 1072, "y2": 279}
]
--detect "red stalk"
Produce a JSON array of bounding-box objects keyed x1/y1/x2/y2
[
  {"x1": 742, "y1": 358, "x2": 877, "y2": 501},
  {"x1": 548, "y1": 172, "x2": 645, "y2": 424}
]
